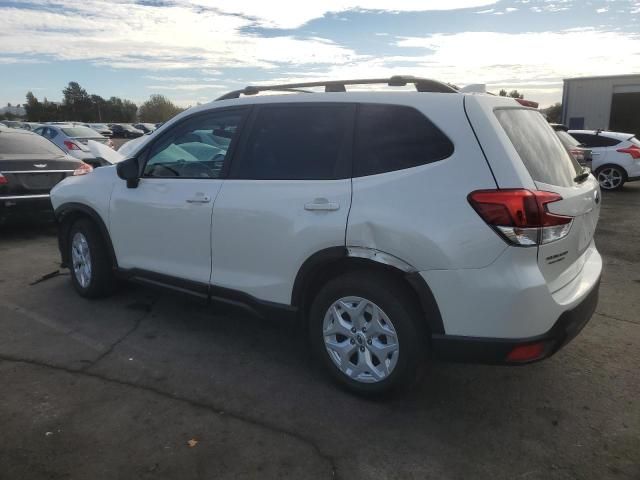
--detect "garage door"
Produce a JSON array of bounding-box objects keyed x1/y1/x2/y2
[{"x1": 610, "y1": 85, "x2": 640, "y2": 137}]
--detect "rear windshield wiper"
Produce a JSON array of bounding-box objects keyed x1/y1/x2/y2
[{"x1": 574, "y1": 168, "x2": 590, "y2": 183}]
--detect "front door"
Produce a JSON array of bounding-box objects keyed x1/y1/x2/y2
[{"x1": 109, "y1": 108, "x2": 247, "y2": 285}]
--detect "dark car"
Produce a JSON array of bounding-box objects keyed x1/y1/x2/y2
[
  {"x1": 550, "y1": 123, "x2": 592, "y2": 168},
  {"x1": 133, "y1": 123, "x2": 156, "y2": 134},
  {"x1": 85, "y1": 123, "x2": 114, "y2": 138},
  {"x1": 109, "y1": 123, "x2": 144, "y2": 138},
  {"x1": 0, "y1": 128, "x2": 89, "y2": 224}
]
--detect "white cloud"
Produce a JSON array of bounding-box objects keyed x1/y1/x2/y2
[
  {"x1": 147, "y1": 84, "x2": 225, "y2": 91},
  {"x1": 195, "y1": 0, "x2": 499, "y2": 28},
  {"x1": 0, "y1": 1, "x2": 361, "y2": 71}
]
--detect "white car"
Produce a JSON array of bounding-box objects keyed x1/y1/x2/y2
[
  {"x1": 34, "y1": 124, "x2": 114, "y2": 168},
  {"x1": 569, "y1": 130, "x2": 640, "y2": 190},
  {"x1": 50, "y1": 77, "x2": 602, "y2": 395}
]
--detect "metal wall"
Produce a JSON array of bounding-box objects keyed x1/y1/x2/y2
[{"x1": 562, "y1": 75, "x2": 640, "y2": 130}]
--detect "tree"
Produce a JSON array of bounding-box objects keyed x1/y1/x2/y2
[
  {"x1": 498, "y1": 89, "x2": 524, "y2": 99},
  {"x1": 542, "y1": 102, "x2": 562, "y2": 123},
  {"x1": 62, "y1": 81, "x2": 93, "y2": 121},
  {"x1": 138, "y1": 94, "x2": 184, "y2": 123}
]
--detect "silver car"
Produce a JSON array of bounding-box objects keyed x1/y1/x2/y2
[{"x1": 34, "y1": 124, "x2": 113, "y2": 167}]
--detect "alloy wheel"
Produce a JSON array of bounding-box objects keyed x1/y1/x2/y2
[
  {"x1": 322, "y1": 296, "x2": 399, "y2": 383},
  {"x1": 71, "y1": 232, "x2": 92, "y2": 288},
  {"x1": 597, "y1": 167, "x2": 623, "y2": 190}
]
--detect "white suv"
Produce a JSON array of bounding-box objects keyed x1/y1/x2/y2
[
  {"x1": 51, "y1": 77, "x2": 602, "y2": 395},
  {"x1": 569, "y1": 129, "x2": 640, "y2": 190}
]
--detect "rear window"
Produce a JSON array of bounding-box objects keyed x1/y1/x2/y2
[
  {"x1": 0, "y1": 132, "x2": 65, "y2": 156},
  {"x1": 555, "y1": 130, "x2": 581, "y2": 148},
  {"x1": 61, "y1": 127, "x2": 101, "y2": 137},
  {"x1": 354, "y1": 104, "x2": 454, "y2": 177},
  {"x1": 495, "y1": 108, "x2": 581, "y2": 187},
  {"x1": 570, "y1": 133, "x2": 621, "y2": 148}
]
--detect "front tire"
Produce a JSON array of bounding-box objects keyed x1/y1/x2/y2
[
  {"x1": 68, "y1": 218, "x2": 115, "y2": 298},
  {"x1": 309, "y1": 271, "x2": 425, "y2": 396}
]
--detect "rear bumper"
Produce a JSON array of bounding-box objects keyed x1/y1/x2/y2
[
  {"x1": 431, "y1": 277, "x2": 599, "y2": 364},
  {"x1": 0, "y1": 195, "x2": 53, "y2": 222}
]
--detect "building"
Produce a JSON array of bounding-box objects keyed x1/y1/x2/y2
[{"x1": 562, "y1": 74, "x2": 640, "y2": 136}]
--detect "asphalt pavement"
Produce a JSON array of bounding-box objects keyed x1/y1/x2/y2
[{"x1": 0, "y1": 184, "x2": 638, "y2": 479}]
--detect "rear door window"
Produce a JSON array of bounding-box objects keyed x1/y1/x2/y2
[
  {"x1": 232, "y1": 104, "x2": 354, "y2": 180},
  {"x1": 354, "y1": 104, "x2": 454, "y2": 177},
  {"x1": 495, "y1": 108, "x2": 581, "y2": 187}
]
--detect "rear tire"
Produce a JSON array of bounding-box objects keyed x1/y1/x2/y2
[
  {"x1": 68, "y1": 218, "x2": 115, "y2": 298},
  {"x1": 309, "y1": 271, "x2": 425, "y2": 396},
  {"x1": 595, "y1": 165, "x2": 626, "y2": 191}
]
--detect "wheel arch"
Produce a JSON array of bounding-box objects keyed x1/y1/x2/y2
[
  {"x1": 292, "y1": 247, "x2": 445, "y2": 335},
  {"x1": 55, "y1": 203, "x2": 117, "y2": 269}
]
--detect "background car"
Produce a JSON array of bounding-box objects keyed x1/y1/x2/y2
[
  {"x1": 569, "y1": 129, "x2": 640, "y2": 190},
  {"x1": 133, "y1": 123, "x2": 156, "y2": 134},
  {"x1": 33, "y1": 124, "x2": 114, "y2": 167},
  {"x1": 550, "y1": 124, "x2": 592, "y2": 168},
  {"x1": 0, "y1": 127, "x2": 91, "y2": 224},
  {"x1": 0, "y1": 120, "x2": 30, "y2": 130},
  {"x1": 84, "y1": 123, "x2": 113, "y2": 137},
  {"x1": 109, "y1": 124, "x2": 144, "y2": 138}
]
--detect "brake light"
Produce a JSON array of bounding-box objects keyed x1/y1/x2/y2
[
  {"x1": 0, "y1": 173, "x2": 7, "y2": 185},
  {"x1": 569, "y1": 148, "x2": 584, "y2": 162},
  {"x1": 73, "y1": 162, "x2": 93, "y2": 176},
  {"x1": 617, "y1": 145, "x2": 640, "y2": 159},
  {"x1": 64, "y1": 140, "x2": 81, "y2": 151},
  {"x1": 515, "y1": 98, "x2": 539, "y2": 108},
  {"x1": 468, "y1": 189, "x2": 573, "y2": 246}
]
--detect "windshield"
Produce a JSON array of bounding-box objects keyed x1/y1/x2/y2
[
  {"x1": 495, "y1": 108, "x2": 582, "y2": 187},
  {"x1": 62, "y1": 127, "x2": 101, "y2": 137}
]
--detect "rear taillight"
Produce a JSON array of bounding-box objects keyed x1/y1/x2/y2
[
  {"x1": 73, "y1": 162, "x2": 93, "y2": 176},
  {"x1": 617, "y1": 145, "x2": 640, "y2": 159},
  {"x1": 468, "y1": 189, "x2": 573, "y2": 247},
  {"x1": 64, "y1": 140, "x2": 81, "y2": 151},
  {"x1": 0, "y1": 173, "x2": 7, "y2": 185},
  {"x1": 569, "y1": 148, "x2": 584, "y2": 162}
]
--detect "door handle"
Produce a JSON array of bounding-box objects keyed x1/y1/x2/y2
[
  {"x1": 304, "y1": 198, "x2": 340, "y2": 211},
  {"x1": 186, "y1": 194, "x2": 211, "y2": 204}
]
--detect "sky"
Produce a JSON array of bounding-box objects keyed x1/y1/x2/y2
[{"x1": 1, "y1": 0, "x2": 639, "y2": 109}]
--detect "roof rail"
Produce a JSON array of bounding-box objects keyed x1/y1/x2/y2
[{"x1": 215, "y1": 76, "x2": 458, "y2": 101}]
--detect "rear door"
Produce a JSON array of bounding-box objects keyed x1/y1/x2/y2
[
  {"x1": 494, "y1": 108, "x2": 601, "y2": 292},
  {"x1": 210, "y1": 103, "x2": 355, "y2": 304}
]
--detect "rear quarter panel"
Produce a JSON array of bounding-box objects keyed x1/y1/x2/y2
[{"x1": 346, "y1": 94, "x2": 507, "y2": 271}]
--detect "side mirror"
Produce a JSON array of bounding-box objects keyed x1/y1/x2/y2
[{"x1": 116, "y1": 157, "x2": 140, "y2": 188}]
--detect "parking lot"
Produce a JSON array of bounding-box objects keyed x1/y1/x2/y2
[{"x1": 0, "y1": 184, "x2": 638, "y2": 479}]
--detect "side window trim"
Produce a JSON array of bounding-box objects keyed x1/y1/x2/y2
[
  {"x1": 228, "y1": 102, "x2": 356, "y2": 181},
  {"x1": 137, "y1": 106, "x2": 251, "y2": 180}
]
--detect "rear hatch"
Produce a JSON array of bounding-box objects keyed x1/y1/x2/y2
[
  {"x1": 495, "y1": 107, "x2": 600, "y2": 292},
  {"x1": 465, "y1": 96, "x2": 600, "y2": 293}
]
